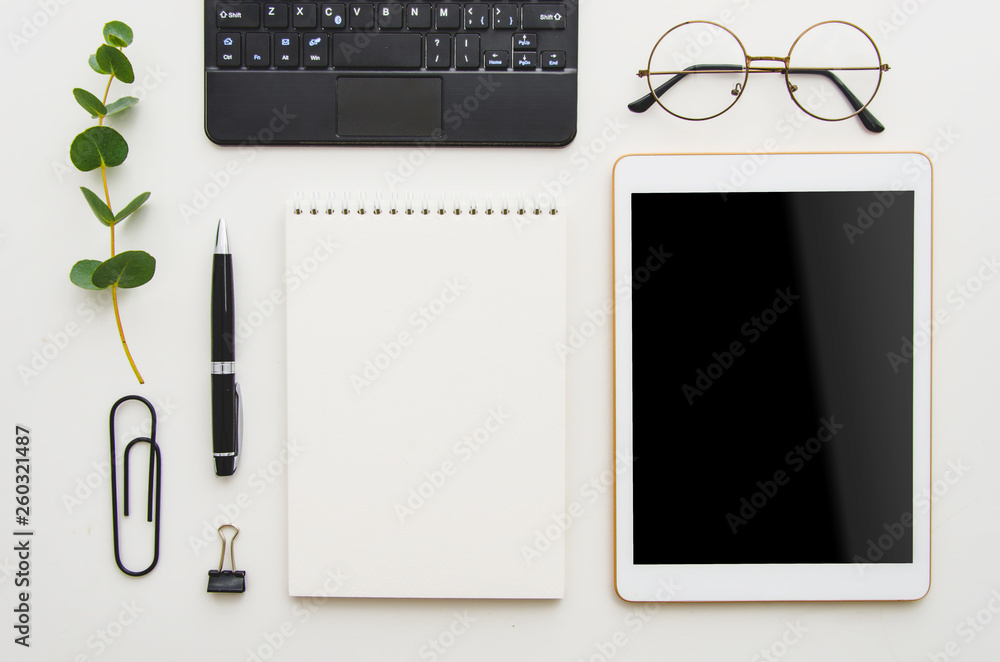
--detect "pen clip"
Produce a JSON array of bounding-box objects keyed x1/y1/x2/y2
[{"x1": 234, "y1": 383, "x2": 242, "y2": 473}]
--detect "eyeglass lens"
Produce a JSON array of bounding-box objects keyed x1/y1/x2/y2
[
  {"x1": 787, "y1": 22, "x2": 882, "y2": 121},
  {"x1": 648, "y1": 22, "x2": 746, "y2": 120}
]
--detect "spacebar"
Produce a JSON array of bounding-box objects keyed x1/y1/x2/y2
[{"x1": 332, "y1": 34, "x2": 422, "y2": 68}]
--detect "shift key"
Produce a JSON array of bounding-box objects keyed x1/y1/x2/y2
[
  {"x1": 522, "y1": 4, "x2": 566, "y2": 29},
  {"x1": 332, "y1": 33, "x2": 421, "y2": 68},
  {"x1": 217, "y1": 3, "x2": 260, "y2": 28}
]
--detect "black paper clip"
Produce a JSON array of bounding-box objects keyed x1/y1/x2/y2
[
  {"x1": 109, "y1": 395, "x2": 161, "y2": 577},
  {"x1": 208, "y1": 524, "x2": 246, "y2": 593}
]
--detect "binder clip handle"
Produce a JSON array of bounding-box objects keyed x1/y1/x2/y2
[{"x1": 207, "y1": 524, "x2": 246, "y2": 594}]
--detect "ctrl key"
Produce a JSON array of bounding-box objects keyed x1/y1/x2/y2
[
  {"x1": 541, "y1": 50, "x2": 565, "y2": 70},
  {"x1": 217, "y1": 33, "x2": 241, "y2": 67}
]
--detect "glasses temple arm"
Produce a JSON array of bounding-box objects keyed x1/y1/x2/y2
[
  {"x1": 787, "y1": 68, "x2": 885, "y2": 133},
  {"x1": 628, "y1": 64, "x2": 745, "y2": 113},
  {"x1": 629, "y1": 64, "x2": 886, "y2": 133}
]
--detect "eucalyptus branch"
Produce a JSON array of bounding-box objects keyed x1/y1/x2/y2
[{"x1": 69, "y1": 21, "x2": 155, "y2": 384}]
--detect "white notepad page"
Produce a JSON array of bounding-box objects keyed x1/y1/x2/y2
[{"x1": 286, "y1": 205, "x2": 566, "y2": 598}]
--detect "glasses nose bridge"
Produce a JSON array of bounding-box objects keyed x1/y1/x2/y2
[{"x1": 746, "y1": 54, "x2": 789, "y2": 71}]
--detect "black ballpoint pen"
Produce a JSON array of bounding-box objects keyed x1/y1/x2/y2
[{"x1": 211, "y1": 219, "x2": 241, "y2": 476}]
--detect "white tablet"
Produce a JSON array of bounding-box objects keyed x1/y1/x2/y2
[{"x1": 613, "y1": 153, "x2": 932, "y2": 602}]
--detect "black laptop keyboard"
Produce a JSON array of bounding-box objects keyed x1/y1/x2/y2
[
  {"x1": 213, "y1": 2, "x2": 571, "y2": 71},
  {"x1": 205, "y1": 1, "x2": 578, "y2": 145}
]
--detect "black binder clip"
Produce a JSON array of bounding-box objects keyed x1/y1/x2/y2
[
  {"x1": 208, "y1": 524, "x2": 246, "y2": 594},
  {"x1": 109, "y1": 395, "x2": 161, "y2": 577}
]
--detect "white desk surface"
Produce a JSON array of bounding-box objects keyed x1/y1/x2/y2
[{"x1": 3, "y1": 0, "x2": 999, "y2": 660}]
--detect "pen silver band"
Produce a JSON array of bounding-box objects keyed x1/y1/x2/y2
[
  {"x1": 214, "y1": 452, "x2": 237, "y2": 457},
  {"x1": 212, "y1": 361, "x2": 236, "y2": 374}
]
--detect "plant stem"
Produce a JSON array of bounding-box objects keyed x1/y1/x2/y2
[
  {"x1": 100, "y1": 73, "x2": 113, "y2": 121},
  {"x1": 111, "y1": 284, "x2": 144, "y2": 383},
  {"x1": 98, "y1": 67, "x2": 143, "y2": 384},
  {"x1": 103, "y1": 166, "x2": 114, "y2": 253}
]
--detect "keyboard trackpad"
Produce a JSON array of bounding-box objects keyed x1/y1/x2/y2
[{"x1": 337, "y1": 77, "x2": 442, "y2": 137}]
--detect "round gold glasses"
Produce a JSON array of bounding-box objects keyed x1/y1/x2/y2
[{"x1": 629, "y1": 20, "x2": 890, "y2": 132}]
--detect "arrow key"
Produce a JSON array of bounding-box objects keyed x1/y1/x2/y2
[
  {"x1": 513, "y1": 33, "x2": 537, "y2": 50},
  {"x1": 485, "y1": 50, "x2": 509, "y2": 69},
  {"x1": 541, "y1": 50, "x2": 565, "y2": 69},
  {"x1": 513, "y1": 51, "x2": 537, "y2": 70}
]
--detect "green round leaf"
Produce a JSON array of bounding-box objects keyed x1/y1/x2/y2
[
  {"x1": 103, "y1": 21, "x2": 134, "y2": 48},
  {"x1": 94, "y1": 45, "x2": 112, "y2": 74},
  {"x1": 70, "y1": 133, "x2": 100, "y2": 171},
  {"x1": 89, "y1": 53, "x2": 110, "y2": 75},
  {"x1": 70, "y1": 260, "x2": 106, "y2": 290},
  {"x1": 70, "y1": 126, "x2": 128, "y2": 172},
  {"x1": 92, "y1": 251, "x2": 155, "y2": 289},
  {"x1": 105, "y1": 96, "x2": 139, "y2": 117},
  {"x1": 102, "y1": 45, "x2": 134, "y2": 84},
  {"x1": 79, "y1": 186, "x2": 114, "y2": 226},
  {"x1": 73, "y1": 88, "x2": 107, "y2": 118}
]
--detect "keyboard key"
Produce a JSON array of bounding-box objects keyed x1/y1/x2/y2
[
  {"x1": 304, "y1": 33, "x2": 329, "y2": 66},
  {"x1": 246, "y1": 33, "x2": 270, "y2": 67},
  {"x1": 322, "y1": 4, "x2": 347, "y2": 28},
  {"x1": 513, "y1": 50, "x2": 536, "y2": 69},
  {"x1": 435, "y1": 4, "x2": 461, "y2": 29},
  {"x1": 333, "y1": 33, "x2": 421, "y2": 67},
  {"x1": 378, "y1": 4, "x2": 403, "y2": 29},
  {"x1": 541, "y1": 50, "x2": 565, "y2": 69},
  {"x1": 293, "y1": 4, "x2": 318, "y2": 28},
  {"x1": 378, "y1": 4, "x2": 403, "y2": 28},
  {"x1": 512, "y1": 32, "x2": 536, "y2": 50},
  {"x1": 522, "y1": 4, "x2": 566, "y2": 29},
  {"x1": 455, "y1": 34, "x2": 479, "y2": 69},
  {"x1": 264, "y1": 4, "x2": 288, "y2": 28},
  {"x1": 349, "y1": 4, "x2": 374, "y2": 29},
  {"x1": 426, "y1": 33, "x2": 451, "y2": 68},
  {"x1": 216, "y1": 3, "x2": 259, "y2": 28},
  {"x1": 407, "y1": 4, "x2": 432, "y2": 29},
  {"x1": 216, "y1": 33, "x2": 241, "y2": 67},
  {"x1": 484, "y1": 50, "x2": 509, "y2": 69},
  {"x1": 493, "y1": 4, "x2": 518, "y2": 29},
  {"x1": 464, "y1": 4, "x2": 489, "y2": 30},
  {"x1": 275, "y1": 33, "x2": 299, "y2": 66}
]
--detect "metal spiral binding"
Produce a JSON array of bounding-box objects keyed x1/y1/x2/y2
[{"x1": 292, "y1": 191, "x2": 560, "y2": 216}]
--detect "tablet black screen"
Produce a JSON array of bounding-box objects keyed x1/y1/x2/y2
[{"x1": 631, "y1": 191, "x2": 915, "y2": 565}]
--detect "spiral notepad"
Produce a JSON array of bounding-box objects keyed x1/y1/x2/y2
[{"x1": 285, "y1": 192, "x2": 566, "y2": 599}]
